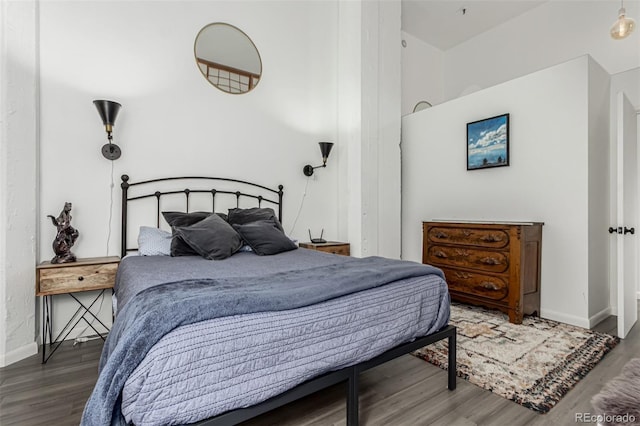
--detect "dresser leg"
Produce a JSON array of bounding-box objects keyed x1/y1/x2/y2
[{"x1": 508, "y1": 309, "x2": 523, "y2": 324}]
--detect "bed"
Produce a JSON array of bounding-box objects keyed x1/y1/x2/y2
[{"x1": 82, "y1": 175, "x2": 456, "y2": 426}]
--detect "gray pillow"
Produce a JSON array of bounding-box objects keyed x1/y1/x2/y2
[
  {"x1": 137, "y1": 226, "x2": 172, "y2": 256},
  {"x1": 174, "y1": 214, "x2": 243, "y2": 260},
  {"x1": 232, "y1": 219, "x2": 297, "y2": 256},
  {"x1": 227, "y1": 207, "x2": 283, "y2": 231},
  {"x1": 162, "y1": 211, "x2": 227, "y2": 256}
]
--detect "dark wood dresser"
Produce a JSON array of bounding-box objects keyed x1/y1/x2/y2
[{"x1": 422, "y1": 221, "x2": 543, "y2": 324}]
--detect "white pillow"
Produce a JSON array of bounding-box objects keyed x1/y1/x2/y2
[{"x1": 138, "y1": 226, "x2": 172, "y2": 256}]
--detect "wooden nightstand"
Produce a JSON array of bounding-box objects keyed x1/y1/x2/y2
[
  {"x1": 299, "y1": 241, "x2": 350, "y2": 256},
  {"x1": 36, "y1": 256, "x2": 120, "y2": 363}
]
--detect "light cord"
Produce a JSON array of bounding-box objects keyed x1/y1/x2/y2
[
  {"x1": 288, "y1": 175, "x2": 310, "y2": 236},
  {"x1": 73, "y1": 159, "x2": 113, "y2": 343},
  {"x1": 106, "y1": 159, "x2": 114, "y2": 256}
]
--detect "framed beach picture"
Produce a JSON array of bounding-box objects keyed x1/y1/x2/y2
[{"x1": 466, "y1": 113, "x2": 510, "y2": 170}]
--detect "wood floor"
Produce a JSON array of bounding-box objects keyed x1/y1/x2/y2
[{"x1": 1, "y1": 304, "x2": 638, "y2": 426}]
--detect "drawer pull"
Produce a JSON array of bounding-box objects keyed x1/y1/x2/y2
[
  {"x1": 453, "y1": 271, "x2": 471, "y2": 279},
  {"x1": 434, "y1": 251, "x2": 448, "y2": 258},
  {"x1": 480, "y1": 257, "x2": 501, "y2": 265},
  {"x1": 434, "y1": 231, "x2": 449, "y2": 239},
  {"x1": 77, "y1": 276, "x2": 84, "y2": 281},
  {"x1": 481, "y1": 234, "x2": 503, "y2": 243},
  {"x1": 462, "y1": 230, "x2": 471, "y2": 237},
  {"x1": 480, "y1": 281, "x2": 499, "y2": 291},
  {"x1": 454, "y1": 249, "x2": 469, "y2": 257}
]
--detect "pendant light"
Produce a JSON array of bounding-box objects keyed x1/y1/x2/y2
[{"x1": 610, "y1": 0, "x2": 635, "y2": 40}]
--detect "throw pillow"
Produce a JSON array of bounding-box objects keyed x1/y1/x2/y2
[
  {"x1": 174, "y1": 214, "x2": 243, "y2": 260},
  {"x1": 137, "y1": 226, "x2": 172, "y2": 256},
  {"x1": 227, "y1": 207, "x2": 283, "y2": 231},
  {"x1": 162, "y1": 211, "x2": 226, "y2": 256},
  {"x1": 232, "y1": 219, "x2": 297, "y2": 256}
]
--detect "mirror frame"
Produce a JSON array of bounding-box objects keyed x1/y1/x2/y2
[{"x1": 194, "y1": 22, "x2": 262, "y2": 95}]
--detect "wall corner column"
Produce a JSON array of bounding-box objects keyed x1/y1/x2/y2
[
  {"x1": 336, "y1": 0, "x2": 401, "y2": 259},
  {"x1": 0, "y1": 0, "x2": 39, "y2": 367}
]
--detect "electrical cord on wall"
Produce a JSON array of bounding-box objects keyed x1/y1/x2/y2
[
  {"x1": 73, "y1": 161, "x2": 114, "y2": 345},
  {"x1": 288, "y1": 175, "x2": 310, "y2": 237},
  {"x1": 106, "y1": 159, "x2": 115, "y2": 255}
]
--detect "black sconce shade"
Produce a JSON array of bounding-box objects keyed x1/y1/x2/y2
[
  {"x1": 303, "y1": 142, "x2": 334, "y2": 176},
  {"x1": 319, "y1": 142, "x2": 333, "y2": 164},
  {"x1": 93, "y1": 100, "x2": 121, "y2": 128},
  {"x1": 93, "y1": 100, "x2": 122, "y2": 160}
]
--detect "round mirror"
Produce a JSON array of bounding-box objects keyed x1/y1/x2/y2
[
  {"x1": 194, "y1": 23, "x2": 262, "y2": 94},
  {"x1": 413, "y1": 101, "x2": 432, "y2": 113}
]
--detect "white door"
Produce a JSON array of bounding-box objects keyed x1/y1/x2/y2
[{"x1": 616, "y1": 92, "x2": 638, "y2": 339}]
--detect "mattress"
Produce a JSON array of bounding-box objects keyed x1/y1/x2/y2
[{"x1": 114, "y1": 249, "x2": 450, "y2": 426}]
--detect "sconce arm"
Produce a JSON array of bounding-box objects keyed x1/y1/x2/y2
[{"x1": 302, "y1": 163, "x2": 327, "y2": 177}]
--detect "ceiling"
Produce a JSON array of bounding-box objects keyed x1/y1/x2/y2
[{"x1": 402, "y1": 1, "x2": 547, "y2": 50}]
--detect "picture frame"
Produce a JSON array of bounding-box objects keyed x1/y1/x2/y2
[{"x1": 467, "y1": 113, "x2": 510, "y2": 170}]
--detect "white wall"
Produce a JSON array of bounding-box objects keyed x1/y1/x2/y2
[
  {"x1": 401, "y1": 31, "x2": 444, "y2": 116},
  {"x1": 402, "y1": 56, "x2": 607, "y2": 328},
  {"x1": 587, "y1": 59, "x2": 612, "y2": 324},
  {"x1": 442, "y1": 0, "x2": 640, "y2": 101},
  {"x1": 38, "y1": 0, "x2": 339, "y2": 340},
  {"x1": 0, "y1": 0, "x2": 39, "y2": 367}
]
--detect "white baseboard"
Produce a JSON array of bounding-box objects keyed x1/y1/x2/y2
[
  {"x1": 540, "y1": 308, "x2": 590, "y2": 328},
  {"x1": 0, "y1": 341, "x2": 37, "y2": 367},
  {"x1": 588, "y1": 307, "x2": 612, "y2": 328}
]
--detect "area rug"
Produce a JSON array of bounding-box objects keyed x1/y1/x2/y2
[
  {"x1": 591, "y1": 358, "x2": 640, "y2": 425},
  {"x1": 412, "y1": 303, "x2": 619, "y2": 413}
]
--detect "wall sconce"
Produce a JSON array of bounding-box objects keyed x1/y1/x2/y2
[
  {"x1": 303, "y1": 142, "x2": 334, "y2": 176},
  {"x1": 93, "y1": 100, "x2": 122, "y2": 160}
]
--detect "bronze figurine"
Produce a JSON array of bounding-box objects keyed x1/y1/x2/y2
[{"x1": 47, "y1": 202, "x2": 79, "y2": 264}]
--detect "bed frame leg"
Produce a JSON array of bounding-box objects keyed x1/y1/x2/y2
[
  {"x1": 448, "y1": 328, "x2": 457, "y2": 390},
  {"x1": 347, "y1": 368, "x2": 359, "y2": 426}
]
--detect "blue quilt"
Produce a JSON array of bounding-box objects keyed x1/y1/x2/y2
[{"x1": 81, "y1": 256, "x2": 444, "y2": 426}]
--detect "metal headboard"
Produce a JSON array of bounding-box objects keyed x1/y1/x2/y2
[{"x1": 120, "y1": 174, "x2": 284, "y2": 257}]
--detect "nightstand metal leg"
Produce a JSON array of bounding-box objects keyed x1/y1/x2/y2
[
  {"x1": 41, "y1": 289, "x2": 109, "y2": 363},
  {"x1": 69, "y1": 292, "x2": 110, "y2": 339},
  {"x1": 42, "y1": 296, "x2": 47, "y2": 364}
]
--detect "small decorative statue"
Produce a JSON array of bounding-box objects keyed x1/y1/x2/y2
[{"x1": 47, "y1": 202, "x2": 79, "y2": 264}]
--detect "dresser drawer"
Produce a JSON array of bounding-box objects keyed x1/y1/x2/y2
[
  {"x1": 428, "y1": 226, "x2": 509, "y2": 249},
  {"x1": 426, "y1": 245, "x2": 509, "y2": 273},
  {"x1": 441, "y1": 267, "x2": 509, "y2": 301},
  {"x1": 37, "y1": 262, "x2": 118, "y2": 295}
]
